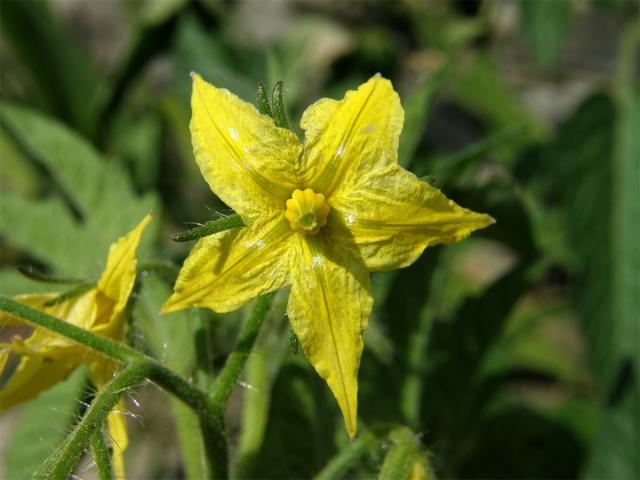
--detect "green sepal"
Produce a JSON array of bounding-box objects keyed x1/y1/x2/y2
[
  {"x1": 257, "y1": 81, "x2": 274, "y2": 118},
  {"x1": 271, "y1": 81, "x2": 290, "y2": 130},
  {"x1": 171, "y1": 214, "x2": 244, "y2": 242}
]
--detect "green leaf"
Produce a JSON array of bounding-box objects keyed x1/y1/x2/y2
[
  {"x1": 583, "y1": 382, "x2": 639, "y2": 479},
  {"x1": 398, "y1": 58, "x2": 451, "y2": 168},
  {"x1": 520, "y1": 0, "x2": 571, "y2": 69},
  {"x1": 451, "y1": 55, "x2": 544, "y2": 140},
  {"x1": 0, "y1": 0, "x2": 101, "y2": 137},
  {"x1": 0, "y1": 101, "x2": 158, "y2": 279},
  {"x1": 3, "y1": 369, "x2": 86, "y2": 478}
]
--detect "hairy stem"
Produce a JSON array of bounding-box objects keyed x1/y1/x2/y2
[
  {"x1": 0, "y1": 296, "x2": 143, "y2": 364},
  {"x1": 171, "y1": 214, "x2": 244, "y2": 242},
  {"x1": 314, "y1": 431, "x2": 377, "y2": 480},
  {"x1": 210, "y1": 294, "x2": 273, "y2": 405},
  {"x1": 0, "y1": 297, "x2": 227, "y2": 478},
  {"x1": 33, "y1": 363, "x2": 147, "y2": 479},
  {"x1": 90, "y1": 431, "x2": 113, "y2": 480}
]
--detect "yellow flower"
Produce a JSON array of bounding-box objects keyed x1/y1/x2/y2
[
  {"x1": 162, "y1": 74, "x2": 494, "y2": 438},
  {"x1": 0, "y1": 214, "x2": 152, "y2": 478}
]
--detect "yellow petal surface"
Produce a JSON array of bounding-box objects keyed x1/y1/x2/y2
[
  {"x1": 287, "y1": 225, "x2": 373, "y2": 438},
  {"x1": 109, "y1": 399, "x2": 128, "y2": 480},
  {"x1": 10, "y1": 291, "x2": 100, "y2": 354},
  {"x1": 190, "y1": 73, "x2": 303, "y2": 223},
  {"x1": 332, "y1": 168, "x2": 494, "y2": 271},
  {"x1": 0, "y1": 293, "x2": 58, "y2": 326},
  {"x1": 163, "y1": 217, "x2": 293, "y2": 314},
  {"x1": 97, "y1": 213, "x2": 153, "y2": 322},
  {"x1": 0, "y1": 353, "x2": 78, "y2": 410},
  {"x1": 300, "y1": 74, "x2": 403, "y2": 196}
]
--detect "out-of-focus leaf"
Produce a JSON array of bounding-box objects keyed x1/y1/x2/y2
[
  {"x1": 581, "y1": 27, "x2": 640, "y2": 478},
  {"x1": 173, "y1": 13, "x2": 255, "y2": 102},
  {"x1": 481, "y1": 296, "x2": 589, "y2": 385},
  {"x1": 0, "y1": 101, "x2": 157, "y2": 279},
  {"x1": 108, "y1": 113, "x2": 162, "y2": 190},
  {"x1": 458, "y1": 406, "x2": 585, "y2": 479},
  {"x1": 451, "y1": 55, "x2": 544, "y2": 140},
  {"x1": 0, "y1": 0, "x2": 101, "y2": 137},
  {"x1": 256, "y1": 360, "x2": 339, "y2": 478},
  {"x1": 235, "y1": 292, "x2": 289, "y2": 479},
  {"x1": 545, "y1": 92, "x2": 635, "y2": 387},
  {"x1": 0, "y1": 127, "x2": 41, "y2": 196},
  {"x1": 101, "y1": 6, "x2": 179, "y2": 121},
  {"x1": 3, "y1": 369, "x2": 85, "y2": 478},
  {"x1": 584, "y1": 382, "x2": 639, "y2": 479},
  {"x1": 398, "y1": 58, "x2": 451, "y2": 168},
  {"x1": 520, "y1": 0, "x2": 571, "y2": 69}
]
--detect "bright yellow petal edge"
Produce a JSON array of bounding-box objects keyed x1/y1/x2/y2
[
  {"x1": 0, "y1": 213, "x2": 152, "y2": 478},
  {"x1": 166, "y1": 74, "x2": 494, "y2": 440}
]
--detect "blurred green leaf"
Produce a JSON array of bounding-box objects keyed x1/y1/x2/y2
[
  {"x1": 451, "y1": 55, "x2": 544, "y2": 140},
  {"x1": 520, "y1": 0, "x2": 571, "y2": 69},
  {"x1": 0, "y1": 0, "x2": 101, "y2": 137},
  {"x1": 0, "y1": 101, "x2": 157, "y2": 280},
  {"x1": 583, "y1": 382, "x2": 639, "y2": 479},
  {"x1": 108, "y1": 113, "x2": 162, "y2": 191},
  {"x1": 4, "y1": 369, "x2": 85, "y2": 478},
  {"x1": 398, "y1": 58, "x2": 451, "y2": 168}
]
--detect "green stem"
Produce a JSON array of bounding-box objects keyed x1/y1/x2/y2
[
  {"x1": 210, "y1": 294, "x2": 273, "y2": 405},
  {"x1": 0, "y1": 297, "x2": 226, "y2": 478},
  {"x1": 315, "y1": 431, "x2": 377, "y2": 480},
  {"x1": 378, "y1": 427, "x2": 423, "y2": 480},
  {"x1": 172, "y1": 214, "x2": 244, "y2": 242},
  {"x1": 0, "y1": 296, "x2": 143, "y2": 364},
  {"x1": 33, "y1": 362, "x2": 147, "y2": 479},
  {"x1": 90, "y1": 431, "x2": 113, "y2": 480}
]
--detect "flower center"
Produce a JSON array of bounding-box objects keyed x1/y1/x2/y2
[{"x1": 285, "y1": 188, "x2": 330, "y2": 235}]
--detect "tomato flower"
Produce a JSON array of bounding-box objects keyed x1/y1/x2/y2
[
  {"x1": 162, "y1": 74, "x2": 493, "y2": 438},
  {"x1": 0, "y1": 214, "x2": 152, "y2": 477}
]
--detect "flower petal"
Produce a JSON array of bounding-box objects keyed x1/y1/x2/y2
[
  {"x1": 162, "y1": 217, "x2": 293, "y2": 314},
  {"x1": 191, "y1": 73, "x2": 303, "y2": 223},
  {"x1": 0, "y1": 293, "x2": 59, "y2": 326},
  {"x1": 300, "y1": 74, "x2": 403, "y2": 196},
  {"x1": 0, "y1": 353, "x2": 78, "y2": 410},
  {"x1": 5, "y1": 291, "x2": 100, "y2": 354},
  {"x1": 287, "y1": 226, "x2": 372, "y2": 438},
  {"x1": 97, "y1": 213, "x2": 153, "y2": 320},
  {"x1": 332, "y1": 169, "x2": 495, "y2": 271}
]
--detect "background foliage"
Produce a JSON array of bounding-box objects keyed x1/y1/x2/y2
[{"x1": 0, "y1": 0, "x2": 638, "y2": 478}]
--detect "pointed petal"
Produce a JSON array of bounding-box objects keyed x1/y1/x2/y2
[
  {"x1": 300, "y1": 74, "x2": 403, "y2": 196},
  {"x1": 0, "y1": 354, "x2": 78, "y2": 410},
  {"x1": 190, "y1": 74, "x2": 303, "y2": 223},
  {"x1": 109, "y1": 401, "x2": 128, "y2": 480},
  {"x1": 332, "y1": 169, "x2": 495, "y2": 271},
  {"x1": 162, "y1": 217, "x2": 293, "y2": 314},
  {"x1": 287, "y1": 227, "x2": 372, "y2": 438},
  {"x1": 97, "y1": 214, "x2": 152, "y2": 319}
]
